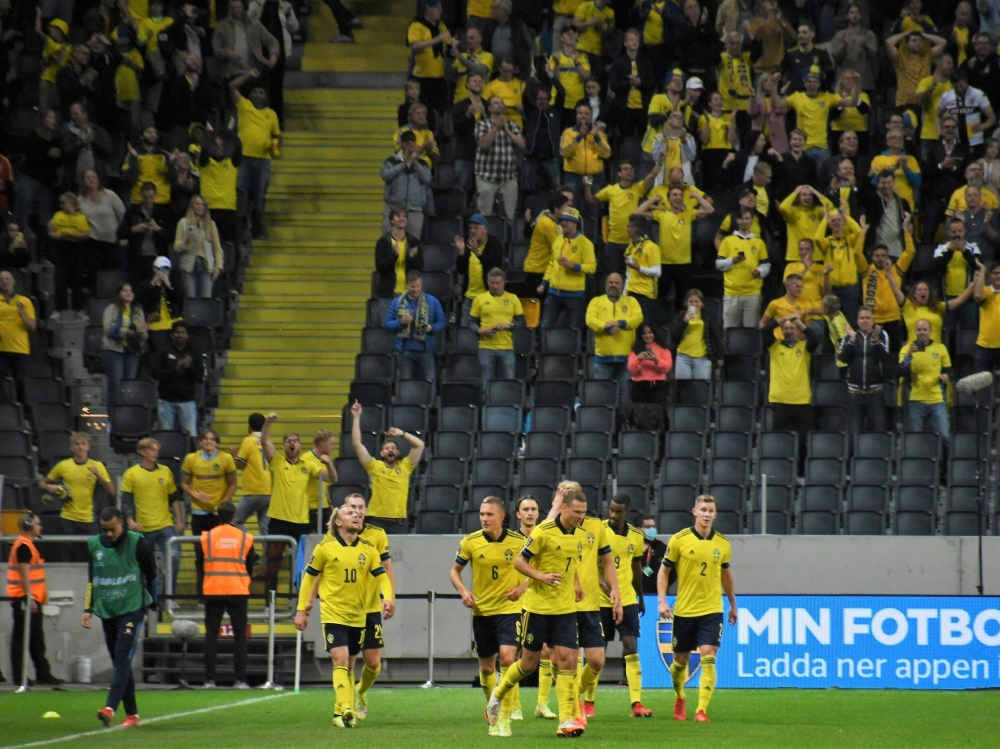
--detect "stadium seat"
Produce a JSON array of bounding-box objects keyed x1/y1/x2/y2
[
  {"x1": 520, "y1": 457, "x2": 561, "y2": 485},
  {"x1": 433, "y1": 430, "x2": 473, "y2": 458},
  {"x1": 437, "y1": 405, "x2": 478, "y2": 432},
  {"x1": 470, "y1": 458, "x2": 512, "y2": 485},
  {"x1": 119, "y1": 379, "x2": 159, "y2": 407},
  {"x1": 613, "y1": 457, "x2": 653, "y2": 487},
  {"x1": 618, "y1": 430, "x2": 660, "y2": 460},
  {"x1": 481, "y1": 404, "x2": 522, "y2": 433},
  {"x1": 896, "y1": 457, "x2": 939, "y2": 487},
  {"x1": 757, "y1": 456, "x2": 796, "y2": 485},
  {"x1": 540, "y1": 327, "x2": 581, "y2": 356},
  {"x1": 943, "y1": 512, "x2": 981, "y2": 535},
  {"x1": 396, "y1": 379, "x2": 434, "y2": 406},
  {"x1": 534, "y1": 379, "x2": 576, "y2": 408},
  {"x1": 854, "y1": 431, "x2": 894, "y2": 458},
  {"x1": 849, "y1": 457, "x2": 890, "y2": 485},
  {"x1": 663, "y1": 431, "x2": 704, "y2": 458},
  {"x1": 718, "y1": 379, "x2": 758, "y2": 407},
  {"x1": 444, "y1": 354, "x2": 481, "y2": 381},
  {"x1": 805, "y1": 457, "x2": 845, "y2": 484},
  {"x1": 421, "y1": 243, "x2": 457, "y2": 273},
  {"x1": 724, "y1": 327, "x2": 761, "y2": 356},
  {"x1": 571, "y1": 431, "x2": 612, "y2": 459},
  {"x1": 350, "y1": 380, "x2": 393, "y2": 406},
  {"x1": 896, "y1": 485, "x2": 936, "y2": 513},
  {"x1": 576, "y1": 404, "x2": 615, "y2": 432},
  {"x1": 355, "y1": 353, "x2": 394, "y2": 382},
  {"x1": 565, "y1": 457, "x2": 606, "y2": 486},
  {"x1": 342, "y1": 403, "x2": 385, "y2": 434},
  {"x1": 449, "y1": 328, "x2": 481, "y2": 355},
  {"x1": 668, "y1": 405, "x2": 709, "y2": 435},
  {"x1": 674, "y1": 380, "x2": 712, "y2": 407},
  {"x1": 711, "y1": 431, "x2": 751, "y2": 459},
  {"x1": 110, "y1": 405, "x2": 153, "y2": 452},
  {"x1": 537, "y1": 354, "x2": 577, "y2": 381},
  {"x1": 716, "y1": 405, "x2": 755, "y2": 433},
  {"x1": 420, "y1": 483, "x2": 464, "y2": 512},
  {"x1": 707, "y1": 458, "x2": 748, "y2": 486},
  {"x1": 423, "y1": 457, "x2": 467, "y2": 486},
  {"x1": 439, "y1": 381, "x2": 482, "y2": 407},
  {"x1": 580, "y1": 379, "x2": 617, "y2": 406},
  {"x1": 661, "y1": 457, "x2": 702, "y2": 487},
  {"x1": 333, "y1": 459, "x2": 369, "y2": 487},
  {"x1": 758, "y1": 431, "x2": 798, "y2": 460},
  {"x1": 416, "y1": 510, "x2": 457, "y2": 534},
  {"x1": 524, "y1": 431, "x2": 564, "y2": 458},
  {"x1": 477, "y1": 431, "x2": 517, "y2": 460},
  {"x1": 183, "y1": 298, "x2": 225, "y2": 329},
  {"x1": 894, "y1": 512, "x2": 936, "y2": 536},
  {"x1": 484, "y1": 379, "x2": 524, "y2": 406},
  {"x1": 529, "y1": 406, "x2": 571, "y2": 433}
]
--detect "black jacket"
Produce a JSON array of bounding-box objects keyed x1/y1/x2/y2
[
  {"x1": 923, "y1": 140, "x2": 969, "y2": 200},
  {"x1": 859, "y1": 188, "x2": 912, "y2": 252},
  {"x1": 374, "y1": 232, "x2": 423, "y2": 299},
  {"x1": 154, "y1": 342, "x2": 206, "y2": 402},
  {"x1": 522, "y1": 79, "x2": 563, "y2": 160},
  {"x1": 456, "y1": 235, "x2": 504, "y2": 296},
  {"x1": 668, "y1": 307, "x2": 724, "y2": 361},
  {"x1": 607, "y1": 52, "x2": 655, "y2": 115},
  {"x1": 837, "y1": 329, "x2": 891, "y2": 388},
  {"x1": 136, "y1": 272, "x2": 185, "y2": 324}
]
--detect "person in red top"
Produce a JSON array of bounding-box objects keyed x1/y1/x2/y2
[
  {"x1": 627, "y1": 324, "x2": 673, "y2": 409},
  {"x1": 7, "y1": 512, "x2": 61, "y2": 686},
  {"x1": 201, "y1": 500, "x2": 258, "y2": 689}
]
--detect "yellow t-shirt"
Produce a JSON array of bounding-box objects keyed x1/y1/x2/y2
[
  {"x1": 300, "y1": 534, "x2": 387, "y2": 626},
  {"x1": 831, "y1": 92, "x2": 871, "y2": 132},
  {"x1": 454, "y1": 49, "x2": 494, "y2": 102},
  {"x1": 783, "y1": 261, "x2": 826, "y2": 311},
  {"x1": 977, "y1": 287, "x2": 1000, "y2": 348},
  {"x1": 482, "y1": 78, "x2": 526, "y2": 128},
  {"x1": 470, "y1": 291, "x2": 523, "y2": 350},
  {"x1": 718, "y1": 234, "x2": 767, "y2": 296},
  {"x1": 199, "y1": 157, "x2": 239, "y2": 211},
  {"x1": 408, "y1": 20, "x2": 451, "y2": 79},
  {"x1": 663, "y1": 526, "x2": 731, "y2": 617},
  {"x1": 237, "y1": 433, "x2": 271, "y2": 496},
  {"x1": 575, "y1": 516, "x2": 613, "y2": 613},
  {"x1": 574, "y1": 2, "x2": 615, "y2": 56},
  {"x1": 894, "y1": 50, "x2": 933, "y2": 107},
  {"x1": 915, "y1": 77, "x2": 952, "y2": 140},
  {"x1": 549, "y1": 50, "x2": 590, "y2": 109},
  {"x1": 719, "y1": 52, "x2": 754, "y2": 112},
  {"x1": 768, "y1": 337, "x2": 814, "y2": 405},
  {"x1": 902, "y1": 299, "x2": 945, "y2": 345},
  {"x1": 358, "y1": 523, "x2": 392, "y2": 613},
  {"x1": 599, "y1": 521, "x2": 644, "y2": 608},
  {"x1": 455, "y1": 528, "x2": 527, "y2": 616},
  {"x1": 868, "y1": 153, "x2": 920, "y2": 208},
  {"x1": 137, "y1": 16, "x2": 174, "y2": 53},
  {"x1": 268, "y1": 453, "x2": 322, "y2": 525},
  {"x1": 300, "y1": 448, "x2": 330, "y2": 513},
  {"x1": 467, "y1": 0, "x2": 493, "y2": 19},
  {"x1": 901, "y1": 343, "x2": 951, "y2": 403},
  {"x1": 642, "y1": 1, "x2": 665, "y2": 45},
  {"x1": 594, "y1": 182, "x2": 649, "y2": 243},
  {"x1": 544, "y1": 233, "x2": 597, "y2": 292},
  {"x1": 678, "y1": 315, "x2": 708, "y2": 358},
  {"x1": 624, "y1": 237, "x2": 660, "y2": 299},
  {"x1": 651, "y1": 207, "x2": 697, "y2": 264},
  {"x1": 699, "y1": 112, "x2": 733, "y2": 150},
  {"x1": 48, "y1": 458, "x2": 111, "y2": 524},
  {"x1": 41, "y1": 37, "x2": 70, "y2": 84},
  {"x1": 0, "y1": 295, "x2": 36, "y2": 355},
  {"x1": 786, "y1": 91, "x2": 841, "y2": 149},
  {"x1": 49, "y1": 211, "x2": 90, "y2": 236},
  {"x1": 181, "y1": 450, "x2": 237, "y2": 512},
  {"x1": 236, "y1": 96, "x2": 280, "y2": 160},
  {"x1": 365, "y1": 457, "x2": 415, "y2": 520},
  {"x1": 115, "y1": 49, "x2": 144, "y2": 102},
  {"x1": 465, "y1": 249, "x2": 486, "y2": 300},
  {"x1": 520, "y1": 517, "x2": 587, "y2": 615},
  {"x1": 525, "y1": 213, "x2": 561, "y2": 274},
  {"x1": 121, "y1": 463, "x2": 177, "y2": 532}
]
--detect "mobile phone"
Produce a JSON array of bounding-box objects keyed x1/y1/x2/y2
[
  {"x1": 687, "y1": 305, "x2": 696, "y2": 316},
  {"x1": 737, "y1": 251, "x2": 746, "y2": 258}
]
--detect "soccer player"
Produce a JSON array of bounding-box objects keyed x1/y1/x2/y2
[
  {"x1": 571, "y1": 488, "x2": 624, "y2": 725},
  {"x1": 450, "y1": 496, "x2": 528, "y2": 737},
  {"x1": 514, "y1": 495, "x2": 556, "y2": 719},
  {"x1": 486, "y1": 483, "x2": 620, "y2": 738},
  {"x1": 84, "y1": 507, "x2": 157, "y2": 728},
  {"x1": 344, "y1": 493, "x2": 394, "y2": 719},
  {"x1": 657, "y1": 495, "x2": 738, "y2": 723},
  {"x1": 590, "y1": 494, "x2": 651, "y2": 717},
  {"x1": 295, "y1": 505, "x2": 395, "y2": 728}
]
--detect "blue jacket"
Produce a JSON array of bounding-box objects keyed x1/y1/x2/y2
[{"x1": 384, "y1": 292, "x2": 446, "y2": 353}]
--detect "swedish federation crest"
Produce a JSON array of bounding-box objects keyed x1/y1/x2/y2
[{"x1": 658, "y1": 616, "x2": 701, "y2": 685}]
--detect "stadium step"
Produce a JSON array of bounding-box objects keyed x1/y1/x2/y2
[{"x1": 214, "y1": 0, "x2": 402, "y2": 457}]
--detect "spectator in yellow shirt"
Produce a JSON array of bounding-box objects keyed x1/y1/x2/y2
[{"x1": 231, "y1": 69, "x2": 281, "y2": 239}]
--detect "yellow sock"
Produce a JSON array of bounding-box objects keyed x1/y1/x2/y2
[
  {"x1": 670, "y1": 660, "x2": 688, "y2": 700},
  {"x1": 625, "y1": 653, "x2": 642, "y2": 704},
  {"x1": 511, "y1": 682, "x2": 521, "y2": 711},
  {"x1": 496, "y1": 661, "x2": 527, "y2": 700},
  {"x1": 585, "y1": 679, "x2": 597, "y2": 702},
  {"x1": 359, "y1": 663, "x2": 381, "y2": 694},
  {"x1": 333, "y1": 666, "x2": 351, "y2": 716},
  {"x1": 499, "y1": 668, "x2": 515, "y2": 720},
  {"x1": 555, "y1": 669, "x2": 576, "y2": 723},
  {"x1": 578, "y1": 662, "x2": 601, "y2": 706},
  {"x1": 537, "y1": 659, "x2": 554, "y2": 707},
  {"x1": 697, "y1": 655, "x2": 716, "y2": 714},
  {"x1": 480, "y1": 669, "x2": 497, "y2": 699}
]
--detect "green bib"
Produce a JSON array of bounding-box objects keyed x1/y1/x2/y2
[{"x1": 87, "y1": 531, "x2": 152, "y2": 618}]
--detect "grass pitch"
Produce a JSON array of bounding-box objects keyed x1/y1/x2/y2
[{"x1": 2, "y1": 684, "x2": 998, "y2": 748}]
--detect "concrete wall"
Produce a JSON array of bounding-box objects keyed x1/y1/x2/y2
[{"x1": 5, "y1": 535, "x2": 998, "y2": 684}]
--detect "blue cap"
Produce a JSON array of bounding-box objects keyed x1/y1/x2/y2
[{"x1": 468, "y1": 213, "x2": 488, "y2": 226}]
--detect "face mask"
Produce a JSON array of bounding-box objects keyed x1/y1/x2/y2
[{"x1": 644, "y1": 527, "x2": 657, "y2": 542}]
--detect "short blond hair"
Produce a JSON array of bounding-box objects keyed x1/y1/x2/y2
[
  {"x1": 694, "y1": 494, "x2": 716, "y2": 508},
  {"x1": 137, "y1": 437, "x2": 160, "y2": 451},
  {"x1": 558, "y1": 480, "x2": 586, "y2": 504}
]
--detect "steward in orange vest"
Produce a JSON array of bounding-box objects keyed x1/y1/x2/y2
[
  {"x1": 200, "y1": 500, "x2": 257, "y2": 687},
  {"x1": 6, "y1": 512, "x2": 60, "y2": 685}
]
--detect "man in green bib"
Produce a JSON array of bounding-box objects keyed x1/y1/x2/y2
[{"x1": 82, "y1": 507, "x2": 157, "y2": 729}]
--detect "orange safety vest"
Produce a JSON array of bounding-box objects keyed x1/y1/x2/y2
[
  {"x1": 6, "y1": 536, "x2": 47, "y2": 604},
  {"x1": 201, "y1": 524, "x2": 253, "y2": 596}
]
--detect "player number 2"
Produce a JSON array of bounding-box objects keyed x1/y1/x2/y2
[{"x1": 699, "y1": 562, "x2": 707, "y2": 577}]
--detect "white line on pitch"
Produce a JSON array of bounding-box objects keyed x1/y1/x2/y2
[{"x1": 2, "y1": 691, "x2": 294, "y2": 749}]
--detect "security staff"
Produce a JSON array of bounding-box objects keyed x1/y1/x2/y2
[
  {"x1": 7, "y1": 512, "x2": 60, "y2": 686},
  {"x1": 201, "y1": 500, "x2": 257, "y2": 689}
]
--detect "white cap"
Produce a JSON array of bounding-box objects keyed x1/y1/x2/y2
[
  {"x1": 153, "y1": 256, "x2": 172, "y2": 269},
  {"x1": 686, "y1": 77, "x2": 704, "y2": 90}
]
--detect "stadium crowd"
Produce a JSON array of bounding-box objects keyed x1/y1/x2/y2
[{"x1": 375, "y1": 0, "x2": 1000, "y2": 451}]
